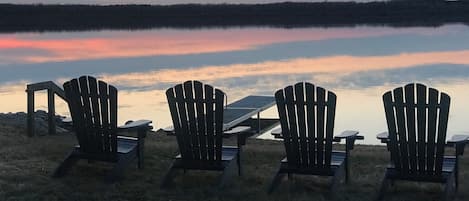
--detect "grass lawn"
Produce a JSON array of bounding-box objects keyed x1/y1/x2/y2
[{"x1": 0, "y1": 124, "x2": 468, "y2": 201}]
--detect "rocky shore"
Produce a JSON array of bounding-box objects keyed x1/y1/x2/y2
[{"x1": 0, "y1": 110, "x2": 70, "y2": 136}]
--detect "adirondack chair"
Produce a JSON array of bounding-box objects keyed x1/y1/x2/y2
[
  {"x1": 268, "y1": 82, "x2": 362, "y2": 193},
  {"x1": 53, "y1": 75, "x2": 152, "y2": 181},
  {"x1": 161, "y1": 80, "x2": 241, "y2": 188},
  {"x1": 376, "y1": 83, "x2": 468, "y2": 201}
]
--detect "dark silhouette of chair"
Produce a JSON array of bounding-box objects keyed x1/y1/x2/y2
[
  {"x1": 268, "y1": 82, "x2": 362, "y2": 193},
  {"x1": 376, "y1": 83, "x2": 467, "y2": 201},
  {"x1": 53, "y1": 75, "x2": 152, "y2": 181},
  {"x1": 161, "y1": 80, "x2": 240, "y2": 188}
]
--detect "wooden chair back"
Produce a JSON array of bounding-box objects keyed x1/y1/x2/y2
[
  {"x1": 383, "y1": 83, "x2": 450, "y2": 175},
  {"x1": 63, "y1": 76, "x2": 118, "y2": 157},
  {"x1": 166, "y1": 81, "x2": 225, "y2": 162},
  {"x1": 275, "y1": 82, "x2": 337, "y2": 169}
]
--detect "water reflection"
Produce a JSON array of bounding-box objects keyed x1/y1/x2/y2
[{"x1": 1, "y1": 25, "x2": 469, "y2": 144}]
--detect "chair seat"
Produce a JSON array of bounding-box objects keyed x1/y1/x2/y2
[
  {"x1": 117, "y1": 137, "x2": 138, "y2": 154},
  {"x1": 175, "y1": 146, "x2": 239, "y2": 161},
  {"x1": 174, "y1": 146, "x2": 239, "y2": 170},
  {"x1": 73, "y1": 137, "x2": 138, "y2": 157},
  {"x1": 279, "y1": 151, "x2": 346, "y2": 175},
  {"x1": 386, "y1": 156, "x2": 456, "y2": 182}
]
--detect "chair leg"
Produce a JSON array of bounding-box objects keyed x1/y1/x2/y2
[
  {"x1": 345, "y1": 151, "x2": 350, "y2": 184},
  {"x1": 267, "y1": 166, "x2": 284, "y2": 194},
  {"x1": 330, "y1": 164, "x2": 345, "y2": 197},
  {"x1": 455, "y1": 162, "x2": 459, "y2": 191},
  {"x1": 52, "y1": 150, "x2": 78, "y2": 178},
  {"x1": 376, "y1": 172, "x2": 390, "y2": 201},
  {"x1": 237, "y1": 151, "x2": 242, "y2": 176},
  {"x1": 443, "y1": 172, "x2": 456, "y2": 201},
  {"x1": 106, "y1": 156, "x2": 131, "y2": 182},
  {"x1": 137, "y1": 146, "x2": 144, "y2": 169},
  {"x1": 161, "y1": 163, "x2": 177, "y2": 188},
  {"x1": 219, "y1": 158, "x2": 238, "y2": 188},
  {"x1": 137, "y1": 130, "x2": 145, "y2": 169}
]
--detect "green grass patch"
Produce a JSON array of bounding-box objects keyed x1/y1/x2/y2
[{"x1": 0, "y1": 125, "x2": 468, "y2": 201}]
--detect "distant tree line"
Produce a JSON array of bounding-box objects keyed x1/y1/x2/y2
[{"x1": 0, "y1": 1, "x2": 469, "y2": 32}]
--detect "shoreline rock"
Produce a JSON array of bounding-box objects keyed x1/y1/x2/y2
[{"x1": 0, "y1": 110, "x2": 70, "y2": 136}]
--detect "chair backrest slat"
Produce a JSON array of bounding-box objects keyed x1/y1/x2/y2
[
  {"x1": 78, "y1": 76, "x2": 95, "y2": 152},
  {"x1": 435, "y1": 93, "x2": 450, "y2": 174},
  {"x1": 276, "y1": 89, "x2": 295, "y2": 165},
  {"x1": 88, "y1": 77, "x2": 102, "y2": 152},
  {"x1": 295, "y1": 84, "x2": 308, "y2": 167},
  {"x1": 426, "y1": 88, "x2": 439, "y2": 173},
  {"x1": 183, "y1": 81, "x2": 200, "y2": 161},
  {"x1": 108, "y1": 84, "x2": 118, "y2": 154},
  {"x1": 285, "y1": 86, "x2": 301, "y2": 166},
  {"x1": 205, "y1": 84, "x2": 216, "y2": 161},
  {"x1": 214, "y1": 89, "x2": 224, "y2": 161},
  {"x1": 305, "y1": 84, "x2": 316, "y2": 167},
  {"x1": 383, "y1": 92, "x2": 401, "y2": 170},
  {"x1": 64, "y1": 76, "x2": 118, "y2": 156},
  {"x1": 194, "y1": 82, "x2": 208, "y2": 160},
  {"x1": 275, "y1": 82, "x2": 336, "y2": 169},
  {"x1": 166, "y1": 81, "x2": 224, "y2": 162},
  {"x1": 383, "y1": 83, "x2": 450, "y2": 175},
  {"x1": 98, "y1": 81, "x2": 111, "y2": 153},
  {"x1": 324, "y1": 91, "x2": 336, "y2": 167},
  {"x1": 416, "y1": 84, "x2": 427, "y2": 174},
  {"x1": 394, "y1": 87, "x2": 409, "y2": 173},
  {"x1": 316, "y1": 87, "x2": 326, "y2": 168},
  {"x1": 404, "y1": 84, "x2": 417, "y2": 173}
]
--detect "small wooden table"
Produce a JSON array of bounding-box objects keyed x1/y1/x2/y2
[
  {"x1": 224, "y1": 95, "x2": 277, "y2": 133},
  {"x1": 163, "y1": 95, "x2": 279, "y2": 136}
]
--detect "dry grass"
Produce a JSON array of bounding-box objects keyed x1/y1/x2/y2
[{"x1": 0, "y1": 124, "x2": 468, "y2": 201}]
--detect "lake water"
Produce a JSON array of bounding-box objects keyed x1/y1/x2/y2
[{"x1": 1, "y1": 24, "x2": 469, "y2": 144}]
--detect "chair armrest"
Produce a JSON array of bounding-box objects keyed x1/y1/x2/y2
[
  {"x1": 62, "y1": 117, "x2": 73, "y2": 124},
  {"x1": 447, "y1": 135, "x2": 469, "y2": 156},
  {"x1": 334, "y1": 130, "x2": 361, "y2": 151},
  {"x1": 161, "y1": 125, "x2": 175, "y2": 135},
  {"x1": 334, "y1": 130, "x2": 360, "y2": 140},
  {"x1": 224, "y1": 126, "x2": 251, "y2": 147},
  {"x1": 118, "y1": 119, "x2": 152, "y2": 131},
  {"x1": 447, "y1": 135, "x2": 469, "y2": 144},
  {"x1": 224, "y1": 126, "x2": 251, "y2": 135},
  {"x1": 118, "y1": 119, "x2": 152, "y2": 139},
  {"x1": 271, "y1": 127, "x2": 282, "y2": 139},
  {"x1": 376, "y1": 132, "x2": 389, "y2": 143},
  {"x1": 117, "y1": 135, "x2": 138, "y2": 141}
]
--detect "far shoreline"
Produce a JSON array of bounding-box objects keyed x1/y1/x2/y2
[{"x1": 1, "y1": 1, "x2": 469, "y2": 32}]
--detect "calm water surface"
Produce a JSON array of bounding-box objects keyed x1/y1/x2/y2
[{"x1": 1, "y1": 25, "x2": 469, "y2": 144}]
